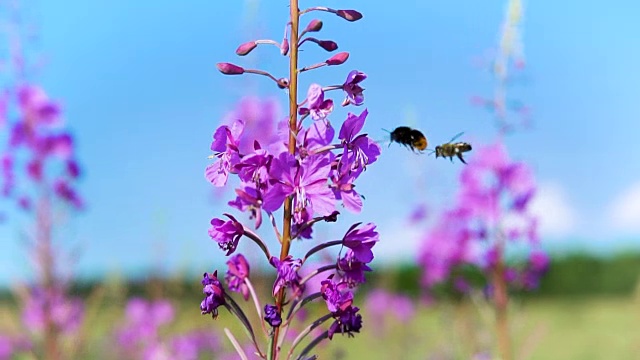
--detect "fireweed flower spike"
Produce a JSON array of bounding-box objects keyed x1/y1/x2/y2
[
  {"x1": 203, "y1": 2, "x2": 377, "y2": 359},
  {"x1": 416, "y1": 140, "x2": 545, "y2": 360}
]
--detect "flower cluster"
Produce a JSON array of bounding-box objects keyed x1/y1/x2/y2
[
  {"x1": 418, "y1": 140, "x2": 548, "y2": 293},
  {"x1": 0, "y1": 84, "x2": 83, "y2": 213},
  {"x1": 201, "y1": 3, "x2": 381, "y2": 359}
]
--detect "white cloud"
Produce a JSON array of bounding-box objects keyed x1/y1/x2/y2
[
  {"x1": 375, "y1": 220, "x2": 424, "y2": 263},
  {"x1": 529, "y1": 182, "x2": 578, "y2": 238},
  {"x1": 608, "y1": 182, "x2": 640, "y2": 233}
]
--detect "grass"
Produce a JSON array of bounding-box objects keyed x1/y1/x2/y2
[{"x1": 2, "y1": 294, "x2": 639, "y2": 359}]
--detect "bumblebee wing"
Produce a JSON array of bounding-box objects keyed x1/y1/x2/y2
[{"x1": 448, "y1": 132, "x2": 464, "y2": 143}]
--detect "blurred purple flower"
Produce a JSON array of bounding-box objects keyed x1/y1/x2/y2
[
  {"x1": 17, "y1": 85, "x2": 61, "y2": 127},
  {"x1": 53, "y1": 179, "x2": 83, "y2": 209},
  {"x1": 223, "y1": 97, "x2": 281, "y2": 154},
  {"x1": 364, "y1": 289, "x2": 415, "y2": 324},
  {"x1": 22, "y1": 288, "x2": 84, "y2": 335}
]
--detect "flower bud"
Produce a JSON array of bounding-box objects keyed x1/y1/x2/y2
[
  {"x1": 277, "y1": 78, "x2": 289, "y2": 89},
  {"x1": 280, "y1": 38, "x2": 289, "y2": 56},
  {"x1": 326, "y1": 52, "x2": 349, "y2": 66},
  {"x1": 305, "y1": 19, "x2": 323, "y2": 32},
  {"x1": 235, "y1": 41, "x2": 257, "y2": 56},
  {"x1": 336, "y1": 10, "x2": 363, "y2": 22},
  {"x1": 216, "y1": 62, "x2": 245, "y2": 75},
  {"x1": 318, "y1": 40, "x2": 338, "y2": 52}
]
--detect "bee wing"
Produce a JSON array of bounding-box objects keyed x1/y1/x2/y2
[{"x1": 448, "y1": 132, "x2": 465, "y2": 143}]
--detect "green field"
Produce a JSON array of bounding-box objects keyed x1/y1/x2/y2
[{"x1": 1, "y1": 295, "x2": 639, "y2": 359}]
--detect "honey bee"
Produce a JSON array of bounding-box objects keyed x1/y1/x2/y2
[
  {"x1": 387, "y1": 126, "x2": 428, "y2": 152},
  {"x1": 433, "y1": 132, "x2": 472, "y2": 164}
]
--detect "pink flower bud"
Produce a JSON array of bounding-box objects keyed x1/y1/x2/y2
[
  {"x1": 336, "y1": 10, "x2": 363, "y2": 22},
  {"x1": 216, "y1": 63, "x2": 245, "y2": 75},
  {"x1": 318, "y1": 40, "x2": 338, "y2": 52},
  {"x1": 281, "y1": 38, "x2": 289, "y2": 56},
  {"x1": 236, "y1": 41, "x2": 257, "y2": 56},
  {"x1": 326, "y1": 52, "x2": 349, "y2": 66},
  {"x1": 305, "y1": 19, "x2": 323, "y2": 32}
]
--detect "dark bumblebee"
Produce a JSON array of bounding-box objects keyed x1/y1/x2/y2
[
  {"x1": 389, "y1": 126, "x2": 428, "y2": 152},
  {"x1": 433, "y1": 132, "x2": 472, "y2": 164}
]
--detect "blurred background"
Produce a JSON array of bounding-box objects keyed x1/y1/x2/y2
[{"x1": 1, "y1": 0, "x2": 639, "y2": 359}]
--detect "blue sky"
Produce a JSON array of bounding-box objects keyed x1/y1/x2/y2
[{"x1": 1, "y1": 0, "x2": 639, "y2": 286}]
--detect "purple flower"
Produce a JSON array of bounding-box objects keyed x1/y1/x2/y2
[
  {"x1": 263, "y1": 153, "x2": 335, "y2": 223},
  {"x1": 298, "y1": 84, "x2": 334, "y2": 121},
  {"x1": 364, "y1": 289, "x2": 415, "y2": 324},
  {"x1": 263, "y1": 304, "x2": 282, "y2": 327},
  {"x1": 208, "y1": 214, "x2": 244, "y2": 255},
  {"x1": 22, "y1": 288, "x2": 84, "y2": 335},
  {"x1": 225, "y1": 254, "x2": 250, "y2": 301},
  {"x1": 338, "y1": 109, "x2": 381, "y2": 172},
  {"x1": 66, "y1": 159, "x2": 80, "y2": 178},
  {"x1": 298, "y1": 84, "x2": 333, "y2": 120},
  {"x1": 417, "y1": 209, "x2": 474, "y2": 286},
  {"x1": 327, "y1": 306, "x2": 362, "y2": 339},
  {"x1": 0, "y1": 336, "x2": 13, "y2": 359},
  {"x1": 529, "y1": 250, "x2": 550, "y2": 273},
  {"x1": 342, "y1": 222, "x2": 378, "y2": 263},
  {"x1": 296, "y1": 119, "x2": 335, "y2": 156},
  {"x1": 235, "y1": 145, "x2": 272, "y2": 187},
  {"x1": 205, "y1": 120, "x2": 243, "y2": 187},
  {"x1": 201, "y1": 271, "x2": 226, "y2": 319},
  {"x1": 228, "y1": 184, "x2": 264, "y2": 229},
  {"x1": 116, "y1": 298, "x2": 174, "y2": 348},
  {"x1": 17, "y1": 85, "x2": 62, "y2": 127},
  {"x1": 337, "y1": 250, "x2": 372, "y2": 286},
  {"x1": 26, "y1": 159, "x2": 42, "y2": 181},
  {"x1": 330, "y1": 166, "x2": 363, "y2": 213},
  {"x1": 341, "y1": 70, "x2": 366, "y2": 106},
  {"x1": 270, "y1": 256, "x2": 304, "y2": 296},
  {"x1": 53, "y1": 179, "x2": 83, "y2": 209},
  {"x1": 320, "y1": 277, "x2": 353, "y2": 313},
  {"x1": 169, "y1": 330, "x2": 220, "y2": 360}
]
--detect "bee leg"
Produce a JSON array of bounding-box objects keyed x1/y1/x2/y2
[{"x1": 456, "y1": 153, "x2": 467, "y2": 164}]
